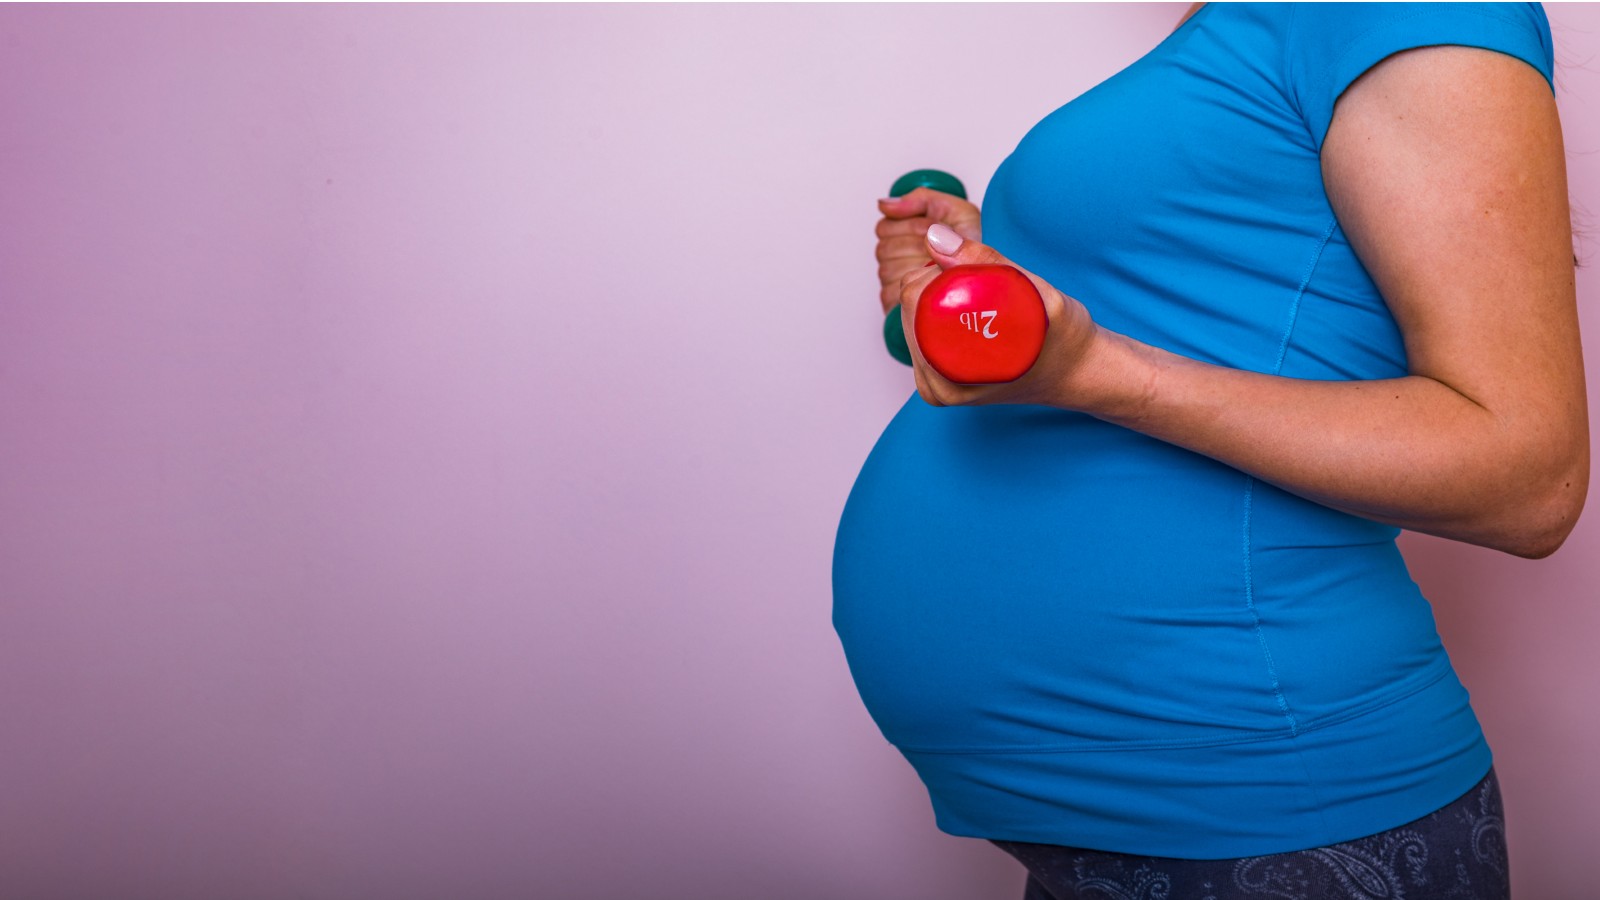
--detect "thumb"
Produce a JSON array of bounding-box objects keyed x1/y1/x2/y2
[{"x1": 925, "y1": 222, "x2": 1009, "y2": 268}]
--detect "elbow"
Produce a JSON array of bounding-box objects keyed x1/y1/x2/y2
[
  {"x1": 1506, "y1": 524, "x2": 1575, "y2": 560},
  {"x1": 1507, "y1": 534, "x2": 1572, "y2": 561},
  {"x1": 1495, "y1": 442, "x2": 1590, "y2": 560}
]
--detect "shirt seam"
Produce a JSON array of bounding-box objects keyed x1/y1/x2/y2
[
  {"x1": 1241, "y1": 477, "x2": 1298, "y2": 737},
  {"x1": 1321, "y1": 6, "x2": 1533, "y2": 103},
  {"x1": 1297, "y1": 6, "x2": 1547, "y2": 150},
  {"x1": 1273, "y1": 217, "x2": 1339, "y2": 374},
  {"x1": 1240, "y1": 215, "x2": 1339, "y2": 742}
]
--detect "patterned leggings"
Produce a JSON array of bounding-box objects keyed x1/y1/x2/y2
[{"x1": 990, "y1": 766, "x2": 1508, "y2": 900}]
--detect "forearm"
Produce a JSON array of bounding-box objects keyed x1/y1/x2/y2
[{"x1": 1066, "y1": 327, "x2": 1589, "y2": 558}]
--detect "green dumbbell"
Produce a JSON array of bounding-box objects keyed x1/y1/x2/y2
[{"x1": 883, "y1": 170, "x2": 968, "y2": 366}]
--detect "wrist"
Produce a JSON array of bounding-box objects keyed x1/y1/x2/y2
[{"x1": 1048, "y1": 326, "x2": 1159, "y2": 425}]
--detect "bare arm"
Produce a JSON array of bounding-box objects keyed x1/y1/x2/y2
[
  {"x1": 1071, "y1": 46, "x2": 1588, "y2": 557},
  {"x1": 1173, "y1": 2, "x2": 1204, "y2": 32},
  {"x1": 902, "y1": 45, "x2": 1588, "y2": 558}
]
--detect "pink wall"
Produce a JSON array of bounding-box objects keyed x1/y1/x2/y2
[{"x1": 0, "y1": 4, "x2": 1594, "y2": 898}]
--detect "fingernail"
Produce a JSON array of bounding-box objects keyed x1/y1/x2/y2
[
  {"x1": 927, "y1": 223, "x2": 963, "y2": 255},
  {"x1": 879, "y1": 196, "x2": 898, "y2": 204}
]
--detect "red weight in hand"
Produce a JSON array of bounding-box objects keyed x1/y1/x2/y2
[{"x1": 913, "y1": 265, "x2": 1048, "y2": 385}]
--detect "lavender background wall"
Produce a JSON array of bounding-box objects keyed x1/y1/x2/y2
[{"x1": 1, "y1": 4, "x2": 1595, "y2": 898}]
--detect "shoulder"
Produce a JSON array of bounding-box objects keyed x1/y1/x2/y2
[{"x1": 1275, "y1": 2, "x2": 1554, "y2": 151}]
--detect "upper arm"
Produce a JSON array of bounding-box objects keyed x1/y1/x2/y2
[
  {"x1": 1173, "y1": 3, "x2": 1203, "y2": 33},
  {"x1": 1320, "y1": 44, "x2": 1587, "y2": 471}
]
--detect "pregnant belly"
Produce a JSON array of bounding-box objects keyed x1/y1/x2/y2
[{"x1": 832, "y1": 396, "x2": 1305, "y2": 752}]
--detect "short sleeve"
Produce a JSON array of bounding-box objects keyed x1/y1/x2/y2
[{"x1": 1288, "y1": 2, "x2": 1555, "y2": 151}]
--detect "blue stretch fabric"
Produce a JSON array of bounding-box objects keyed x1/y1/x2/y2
[{"x1": 832, "y1": 3, "x2": 1554, "y2": 859}]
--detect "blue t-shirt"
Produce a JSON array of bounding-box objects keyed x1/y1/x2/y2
[{"x1": 833, "y1": 2, "x2": 1554, "y2": 858}]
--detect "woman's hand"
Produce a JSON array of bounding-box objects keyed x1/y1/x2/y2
[
  {"x1": 895, "y1": 224, "x2": 1109, "y2": 410},
  {"x1": 875, "y1": 188, "x2": 983, "y2": 315}
]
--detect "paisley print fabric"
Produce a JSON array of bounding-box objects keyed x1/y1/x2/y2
[{"x1": 992, "y1": 766, "x2": 1508, "y2": 900}]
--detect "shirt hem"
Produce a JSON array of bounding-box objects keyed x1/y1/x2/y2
[{"x1": 896, "y1": 662, "x2": 1489, "y2": 858}]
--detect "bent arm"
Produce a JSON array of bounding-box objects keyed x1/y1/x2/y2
[{"x1": 1063, "y1": 45, "x2": 1589, "y2": 558}]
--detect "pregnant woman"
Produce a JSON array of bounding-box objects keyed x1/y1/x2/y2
[{"x1": 831, "y1": 3, "x2": 1588, "y2": 898}]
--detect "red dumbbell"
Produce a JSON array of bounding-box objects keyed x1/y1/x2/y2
[{"x1": 914, "y1": 264, "x2": 1048, "y2": 385}]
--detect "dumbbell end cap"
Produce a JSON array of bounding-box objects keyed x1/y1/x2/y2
[{"x1": 889, "y1": 169, "x2": 967, "y2": 200}]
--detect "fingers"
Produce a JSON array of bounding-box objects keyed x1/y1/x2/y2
[
  {"x1": 878, "y1": 187, "x2": 941, "y2": 219},
  {"x1": 875, "y1": 216, "x2": 933, "y2": 240},
  {"x1": 880, "y1": 188, "x2": 977, "y2": 230},
  {"x1": 902, "y1": 285, "x2": 957, "y2": 408},
  {"x1": 878, "y1": 256, "x2": 925, "y2": 289},
  {"x1": 876, "y1": 216, "x2": 936, "y2": 313},
  {"x1": 876, "y1": 232, "x2": 934, "y2": 263},
  {"x1": 895, "y1": 255, "x2": 943, "y2": 318},
  {"x1": 880, "y1": 256, "x2": 940, "y2": 313},
  {"x1": 874, "y1": 187, "x2": 986, "y2": 319},
  {"x1": 880, "y1": 187, "x2": 983, "y2": 242}
]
